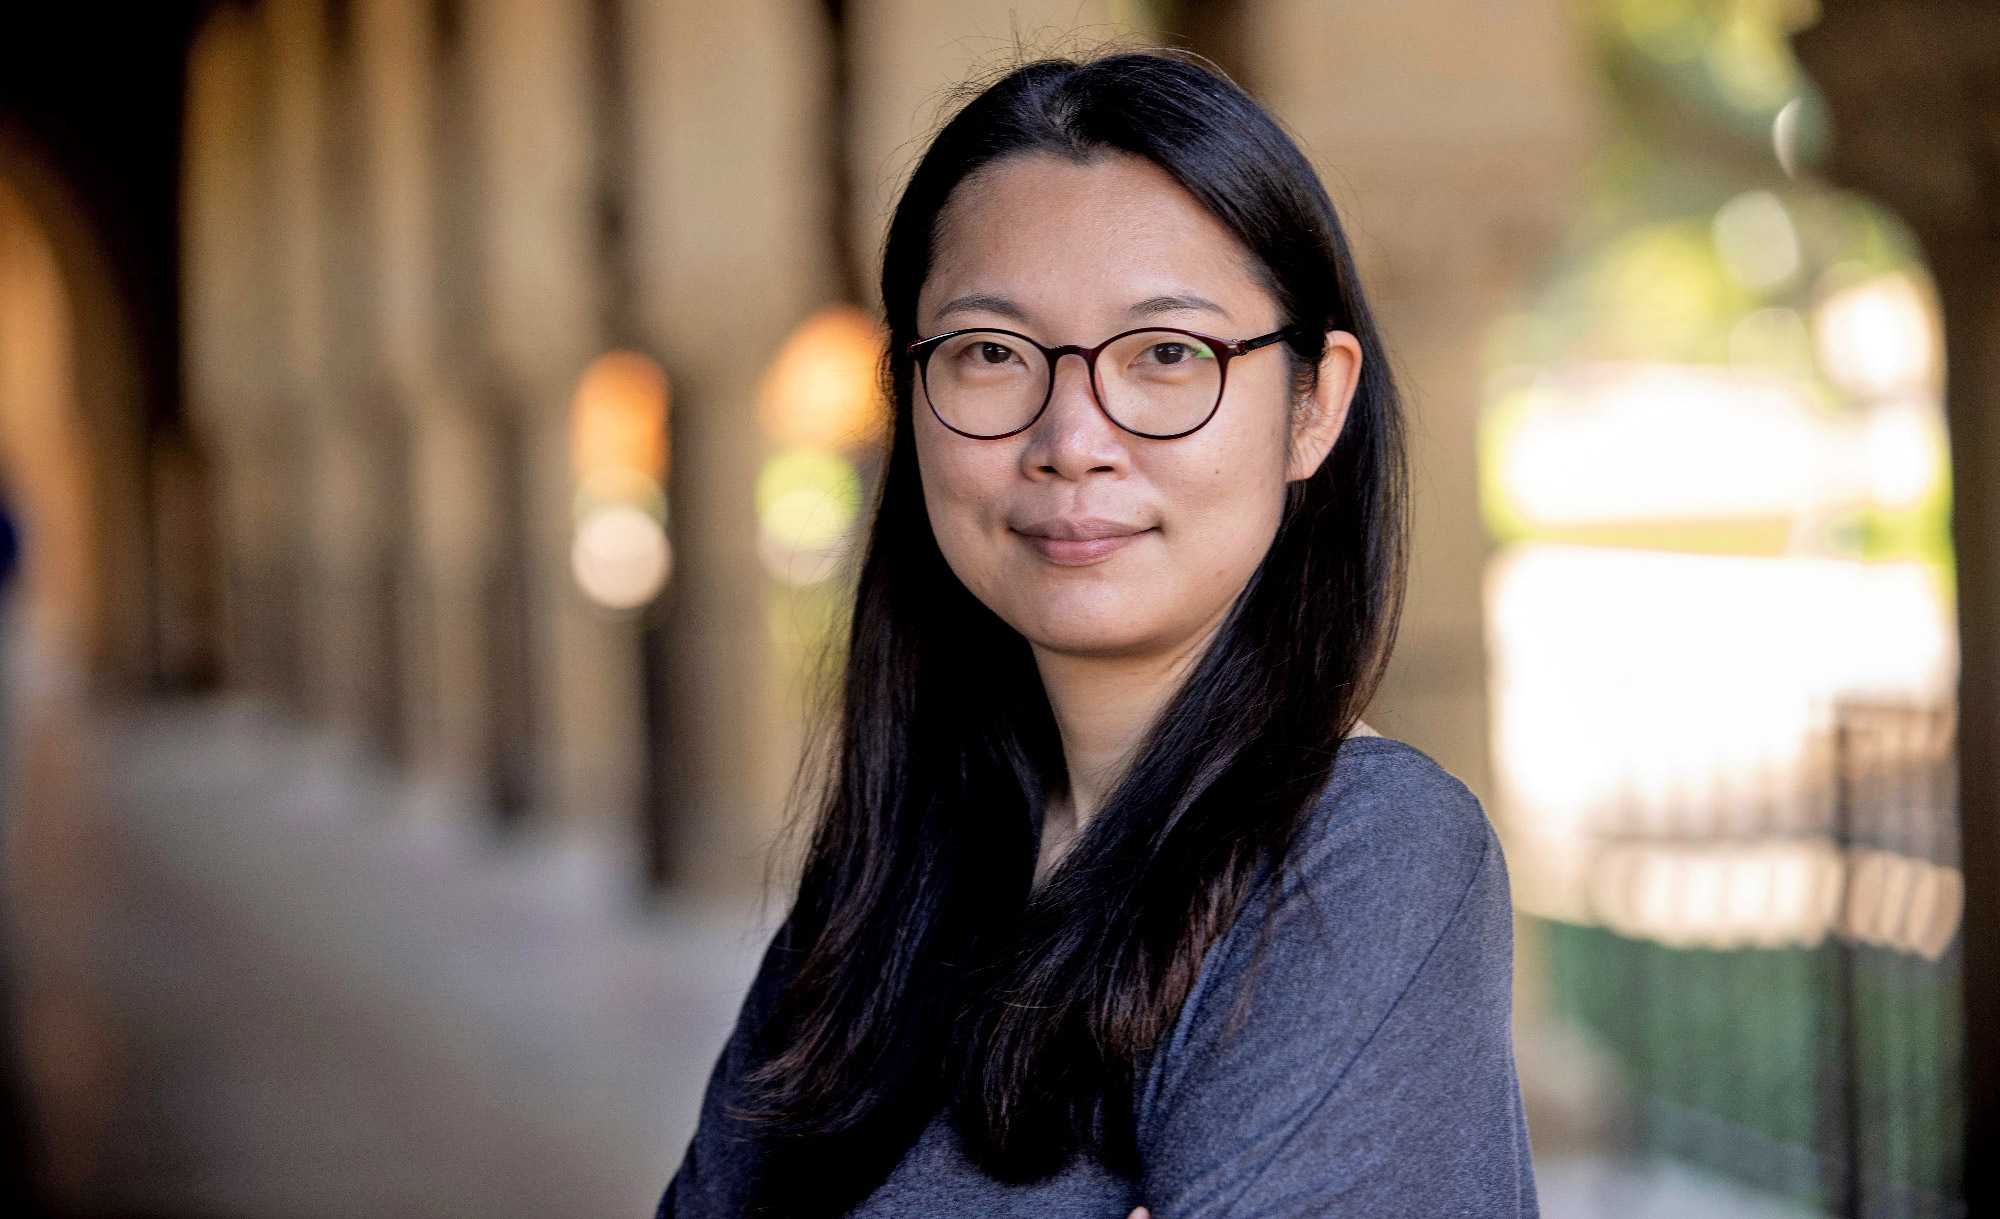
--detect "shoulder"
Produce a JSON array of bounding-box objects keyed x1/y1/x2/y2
[
  {"x1": 1279, "y1": 736, "x2": 1501, "y2": 924},
  {"x1": 1173, "y1": 736, "x2": 1508, "y2": 1030},
  {"x1": 1132, "y1": 738, "x2": 1521, "y2": 1181},
  {"x1": 1177, "y1": 736, "x2": 1513, "y2": 1037}
]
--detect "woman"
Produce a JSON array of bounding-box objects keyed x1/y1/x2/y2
[{"x1": 662, "y1": 52, "x2": 1534, "y2": 1218}]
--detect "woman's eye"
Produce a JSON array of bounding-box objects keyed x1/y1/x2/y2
[
  {"x1": 977, "y1": 342, "x2": 1016, "y2": 364},
  {"x1": 1148, "y1": 343, "x2": 1191, "y2": 365}
]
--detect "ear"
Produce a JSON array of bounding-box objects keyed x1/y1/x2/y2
[{"x1": 1286, "y1": 330, "x2": 1363, "y2": 482}]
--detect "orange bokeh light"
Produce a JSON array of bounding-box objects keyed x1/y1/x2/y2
[
  {"x1": 756, "y1": 304, "x2": 888, "y2": 451},
  {"x1": 571, "y1": 350, "x2": 670, "y2": 482}
]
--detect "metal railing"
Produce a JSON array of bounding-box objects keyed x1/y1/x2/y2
[{"x1": 1545, "y1": 702, "x2": 1964, "y2": 1217}]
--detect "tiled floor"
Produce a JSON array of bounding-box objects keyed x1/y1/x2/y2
[{"x1": 11, "y1": 700, "x2": 770, "y2": 1219}]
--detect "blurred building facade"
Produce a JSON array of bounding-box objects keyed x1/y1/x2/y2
[
  {"x1": 167, "y1": 0, "x2": 1596, "y2": 884},
  {"x1": 0, "y1": 4, "x2": 1601, "y2": 1212}
]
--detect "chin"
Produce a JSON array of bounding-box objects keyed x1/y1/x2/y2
[{"x1": 1013, "y1": 604, "x2": 1176, "y2": 659}]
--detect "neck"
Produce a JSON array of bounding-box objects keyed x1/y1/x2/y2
[{"x1": 1031, "y1": 612, "x2": 1227, "y2": 878}]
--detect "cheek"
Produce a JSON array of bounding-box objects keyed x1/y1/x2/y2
[
  {"x1": 1163, "y1": 401, "x2": 1291, "y2": 571},
  {"x1": 1167, "y1": 455, "x2": 1286, "y2": 590},
  {"x1": 914, "y1": 420, "x2": 1011, "y2": 571}
]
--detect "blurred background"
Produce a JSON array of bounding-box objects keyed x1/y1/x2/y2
[{"x1": 0, "y1": 0, "x2": 1992, "y2": 1215}]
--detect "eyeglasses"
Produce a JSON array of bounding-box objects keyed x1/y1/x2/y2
[{"x1": 907, "y1": 326, "x2": 1292, "y2": 440}]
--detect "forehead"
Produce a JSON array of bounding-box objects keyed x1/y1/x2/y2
[{"x1": 923, "y1": 151, "x2": 1265, "y2": 309}]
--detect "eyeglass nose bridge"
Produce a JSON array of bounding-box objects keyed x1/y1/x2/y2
[{"x1": 1035, "y1": 340, "x2": 1119, "y2": 425}]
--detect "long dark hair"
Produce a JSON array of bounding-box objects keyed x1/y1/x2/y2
[{"x1": 739, "y1": 51, "x2": 1405, "y2": 1216}]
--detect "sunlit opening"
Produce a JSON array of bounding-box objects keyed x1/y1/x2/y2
[
  {"x1": 1482, "y1": 180, "x2": 1955, "y2": 956},
  {"x1": 1491, "y1": 365, "x2": 1835, "y2": 528}
]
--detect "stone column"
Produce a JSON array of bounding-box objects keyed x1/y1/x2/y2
[
  {"x1": 0, "y1": 180, "x2": 92, "y2": 672},
  {"x1": 1242, "y1": 0, "x2": 1598, "y2": 802},
  {"x1": 183, "y1": 4, "x2": 305, "y2": 701},
  {"x1": 268, "y1": 0, "x2": 405, "y2": 748},
  {"x1": 465, "y1": 0, "x2": 641, "y2": 837},
  {"x1": 846, "y1": 0, "x2": 1122, "y2": 293},
  {"x1": 622, "y1": 0, "x2": 837, "y2": 887},
  {"x1": 355, "y1": 0, "x2": 499, "y2": 812},
  {"x1": 1794, "y1": 3, "x2": 2000, "y2": 1200}
]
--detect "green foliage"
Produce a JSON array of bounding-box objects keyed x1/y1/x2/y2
[{"x1": 1545, "y1": 919, "x2": 1965, "y2": 1211}]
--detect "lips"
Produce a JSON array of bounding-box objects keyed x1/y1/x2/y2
[{"x1": 1012, "y1": 517, "x2": 1152, "y2": 566}]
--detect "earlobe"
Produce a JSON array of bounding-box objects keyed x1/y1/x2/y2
[{"x1": 1287, "y1": 330, "x2": 1363, "y2": 482}]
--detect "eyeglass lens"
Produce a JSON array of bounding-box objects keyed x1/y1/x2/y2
[{"x1": 921, "y1": 330, "x2": 1223, "y2": 438}]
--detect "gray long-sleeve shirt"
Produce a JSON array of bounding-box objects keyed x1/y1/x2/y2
[{"x1": 661, "y1": 737, "x2": 1538, "y2": 1217}]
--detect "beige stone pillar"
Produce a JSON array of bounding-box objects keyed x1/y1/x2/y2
[
  {"x1": 355, "y1": 0, "x2": 499, "y2": 811},
  {"x1": 264, "y1": 0, "x2": 336, "y2": 710},
  {"x1": 622, "y1": 0, "x2": 838, "y2": 886},
  {"x1": 1243, "y1": 0, "x2": 1597, "y2": 802},
  {"x1": 465, "y1": 0, "x2": 642, "y2": 837},
  {"x1": 268, "y1": 0, "x2": 407, "y2": 747},
  {"x1": 183, "y1": 4, "x2": 306, "y2": 701},
  {"x1": 0, "y1": 180, "x2": 93, "y2": 674},
  {"x1": 846, "y1": 0, "x2": 1123, "y2": 291}
]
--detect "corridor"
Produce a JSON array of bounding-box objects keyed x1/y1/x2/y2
[{"x1": 11, "y1": 700, "x2": 768, "y2": 1219}]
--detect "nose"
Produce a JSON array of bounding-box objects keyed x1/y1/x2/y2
[{"x1": 1020, "y1": 351, "x2": 1128, "y2": 481}]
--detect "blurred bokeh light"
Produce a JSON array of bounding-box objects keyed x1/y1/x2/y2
[
  {"x1": 755, "y1": 305, "x2": 888, "y2": 587},
  {"x1": 571, "y1": 350, "x2": 673, "y2": 610}
]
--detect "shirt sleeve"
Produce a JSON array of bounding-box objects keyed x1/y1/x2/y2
[{"x1": 1133, "y1": 746, "x2": 1537, "y2": 1218}]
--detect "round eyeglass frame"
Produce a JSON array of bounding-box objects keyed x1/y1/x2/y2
[{"x1": 907, "y1": 325, "x2": 1295, "y2": 441}]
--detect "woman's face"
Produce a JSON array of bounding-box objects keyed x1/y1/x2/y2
[{"x1": 914, "y1": 151, "x2": 1359, "y2": 662}]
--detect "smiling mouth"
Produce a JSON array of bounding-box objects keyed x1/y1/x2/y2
[{"x1": 1011, "y1": 520, "x2": 1153, "y2": 567}]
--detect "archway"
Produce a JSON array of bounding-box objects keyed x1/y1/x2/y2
[
  {"x1": 1484, "y1": 2, "x2": 1964, "y2": 1211},
  {"x1": 0, "y1": 147, "x2": 163, "y2": 1211}
]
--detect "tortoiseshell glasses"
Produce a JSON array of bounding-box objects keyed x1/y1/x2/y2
[{"x1": 908, "y1": 326, "x2": 1293, "y2": 440}]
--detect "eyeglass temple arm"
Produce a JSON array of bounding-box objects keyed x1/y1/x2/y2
[{"x1": 1224, "y1": 329, "x2": 1294, "y2": 357}]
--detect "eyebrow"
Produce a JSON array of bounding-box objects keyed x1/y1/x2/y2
[
  {"x1": 1127, "y1": 293, "x2": 1229, "y2": 320},
  {"x1": 934, "y1": 293, "x2": 1031, "y2": 322},
  {"x1": 933, "y1": 291, "x2": 1232, "y2": 325}
]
